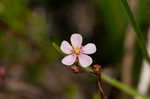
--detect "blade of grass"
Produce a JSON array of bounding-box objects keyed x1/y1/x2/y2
[
  {"x1": 120, "y1": 0, "x2": 150, "y2": 63},
  {"x1": 52, "y1": 42, "x2": 150, "y2": 99}
]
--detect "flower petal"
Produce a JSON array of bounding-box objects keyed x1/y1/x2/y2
[
  {"x1": 78, "y1": 54, "x2": 92, "y2": 67},
  {"x1": 60, "y1": 40, "x2": 73, "y2": 54},
  {"x1": 62, "y1": 54, "x2": 76, "y2": 66},
  {"x1": 82, "y1": 43, "x2": 96, "y2": 54},
  {"x1": 71, "y1": 33, "x2": 82, "y2": 48}
]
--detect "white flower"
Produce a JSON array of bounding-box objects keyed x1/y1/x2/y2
[{"x1": 60, "y1": 33, "x2": 96, "y2": 67}]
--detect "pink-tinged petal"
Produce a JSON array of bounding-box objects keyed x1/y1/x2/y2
[
  {"x1": 71, "y1": 33, "x2": 82, "y2": 48},
  {"x1": 82, "y1": 43, "x2": 96, "y2": 54},
  {"x1": 62, "y1": 54, "x2": 76, "y2": 66},
  {"x1": 60, "y1": 40, "x2": 73, "y2": 54},
  {"x1": 78, "y1": 54, "x2": 92, "y2": 67}
]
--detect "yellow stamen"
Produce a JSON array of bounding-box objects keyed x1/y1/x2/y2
[{"x1": 73, "y1": 45, "x2": 80, "y2": 55}]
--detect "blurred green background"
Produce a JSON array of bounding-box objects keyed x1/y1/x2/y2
[{"x1": 0, "y1": 0, "x2": 150, "y2": 99}]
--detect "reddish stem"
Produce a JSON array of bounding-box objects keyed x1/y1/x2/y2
[{"x1": 71, "y1": 65, "x2": 106, "y2": 99}]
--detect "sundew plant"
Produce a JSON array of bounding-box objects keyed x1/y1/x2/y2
[
  {"x1": 61, "y1": 33, "x2": 96, "y2": 67},
  {"x1": 0, "y1": 0, "x2": 150, "y2": 99}
]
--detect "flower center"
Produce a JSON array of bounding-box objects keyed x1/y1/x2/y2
[{"x1": 73, "y1": 45, "x2": 80, "y2": 55}]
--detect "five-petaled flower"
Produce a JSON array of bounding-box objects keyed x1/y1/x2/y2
[{"x1": 60, "y1": 33, "x2": 96, "y2": 67}]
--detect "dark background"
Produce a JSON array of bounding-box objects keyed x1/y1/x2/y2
[{"x1": 0, "y1": 0, "x2": 150, "y2": 99}]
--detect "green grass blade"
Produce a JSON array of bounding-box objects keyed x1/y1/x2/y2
[{"x1": 120, "y1": 0, "x2": 150, "y2": 63}]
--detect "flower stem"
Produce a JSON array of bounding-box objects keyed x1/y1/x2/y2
[
  {"x1": 52, "y1": 42, "x2": 150, "y2": 99},
  {"x1": 71, "y1": 65, "x2": 106, "y2": 99},
  {"x1": 102, "y1": 74, "x2": 149, "y2": 99}
]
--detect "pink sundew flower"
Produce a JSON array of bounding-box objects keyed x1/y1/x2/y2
[{"x1": 60, "y1": 33, "x2": 96, "y2": 67}]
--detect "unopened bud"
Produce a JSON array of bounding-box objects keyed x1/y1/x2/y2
[
  {"x1": 71, "y1": 65, "x2": 80, "y2": 73},
  {"x1": 93, "y1": 65, "x2": 102, "y2": 74}
]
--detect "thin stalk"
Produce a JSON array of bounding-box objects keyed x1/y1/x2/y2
[
  {"x1": 52, "y1": 42, "x2": 150, "y2": 99},
  {"x1": 102, "y1": 74, "x2": 149, "y2": 99},
  {"x1": 120, "y1": 0, "x2": 150, "y2": 63},
  {"x1": 71, "y1": 65, "x2": 106, "y2": 99}
]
